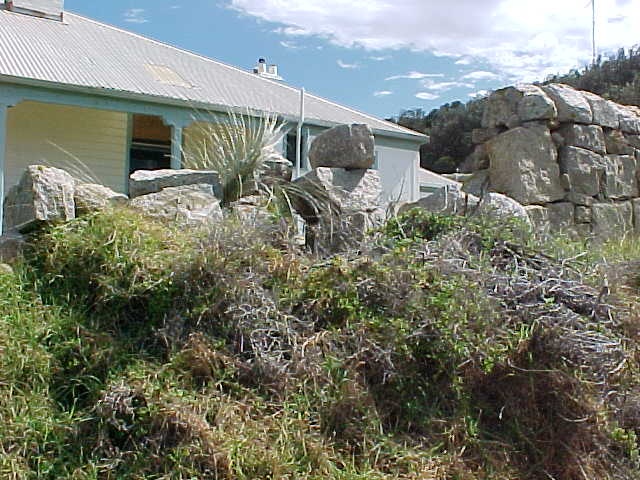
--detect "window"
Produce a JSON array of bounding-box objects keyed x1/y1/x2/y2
[
  {"x1": 285, "y1": 129, "x2": 308, "y2": 170},
  {"x1": 129, "y1": 114, "x2": 171, "y2": 174}
]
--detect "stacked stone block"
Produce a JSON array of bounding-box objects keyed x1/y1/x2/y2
[
  {"x1": 464, "y1": 83, "x2": 640, "y2": 240},
  {"x1": 292, "y1": 123, "x2": 384, "y2": 252}
]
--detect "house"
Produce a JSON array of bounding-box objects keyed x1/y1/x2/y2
[
  {"x1": 0, "y1": 0, "x2": 427, "y2": 233},
  {"x1": 418, "y1": 168, "x2": 461, "y2": 197}
]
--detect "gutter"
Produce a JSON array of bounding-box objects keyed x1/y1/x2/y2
[{"x1": 0, "y1": 74, "x2": 427, "y2": 144}]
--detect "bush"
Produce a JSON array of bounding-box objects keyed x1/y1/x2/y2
[{"x1": 1, "y1": 207, "x2": 639, "y2": 479}]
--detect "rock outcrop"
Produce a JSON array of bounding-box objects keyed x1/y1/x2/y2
[
  {"x1": 74, "y1": 183, "x2": 128, "y2": 215},
  {"x1": 129, "y1": 184, "x2": 223, "y2": 228},
  {"x1": 466, "y1": 83, "x2": 640, "y2": 241},
  {"x1": 129, "y1": 169, "x2": 221, "y2": 198},
  {"x1": 3, "y1": 165, "x2": 76, "y2": 232},
  {"x1": 308, "y1": 124, "x2": 375, "y2": 170},
  {"x1": 486, "y1": 124, "x2": 565, "y2": 204},
  {"x1": 293, "y1": 167, "x2": 383, "y2": 252}
]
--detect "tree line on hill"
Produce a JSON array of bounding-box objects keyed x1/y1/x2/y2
[{"x1": 390, "y1": 46, "x2": 640, "y2": 173}]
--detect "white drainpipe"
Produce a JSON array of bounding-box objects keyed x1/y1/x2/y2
[{"x1": 294, "y1": 87, "x2": 305, "y2": 179}]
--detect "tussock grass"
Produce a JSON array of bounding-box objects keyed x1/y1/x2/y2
[{"x1": 2, "y1": 208, "x2": 640, "y2": 478}]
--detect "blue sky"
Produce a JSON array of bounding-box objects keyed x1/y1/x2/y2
[{"x1": 64, "y1": 0, "x2": 639, "y2": 120}]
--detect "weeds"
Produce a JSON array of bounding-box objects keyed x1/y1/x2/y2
[{"x1": 2, "y1": 207, "x2": 640, "y2": 478}]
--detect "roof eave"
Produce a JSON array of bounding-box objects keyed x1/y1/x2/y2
[{"x1": 0, "y1": 74, "x2": 427, "y2": 143}]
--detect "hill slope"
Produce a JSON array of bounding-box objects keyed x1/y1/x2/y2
[{"x1": 2, "y1": 208, "x2": 640, "y2": 479}]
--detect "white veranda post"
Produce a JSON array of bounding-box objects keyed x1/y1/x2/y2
[
  {"x1": 0, "y1": 104, "x2": 7, "y2": 236},
  {"x1": 170, "y1": 124, "x2": 183, "y2": 170}
]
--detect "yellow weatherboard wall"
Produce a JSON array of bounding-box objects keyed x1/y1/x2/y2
[{"x1": 6, "y1": 101, "x2": 128, "y2": 192}]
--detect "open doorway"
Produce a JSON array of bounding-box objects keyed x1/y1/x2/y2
[{"x1": 129, "y1": 114, "x2": 171, "y2": 173}]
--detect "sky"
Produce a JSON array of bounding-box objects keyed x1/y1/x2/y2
[{"x1": 63, "y1": 0, "x2": 640, "y2": 120}]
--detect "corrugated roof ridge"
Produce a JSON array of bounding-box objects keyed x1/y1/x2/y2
[
  {"x1": 65, "y1": 11, "x2": 422, "y2": 138},
  {"x1": 302, "y1": 90, "x2": 425, "y2": 138}
]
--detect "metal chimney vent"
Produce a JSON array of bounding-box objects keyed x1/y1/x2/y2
[
  {"x1": 4, "y1": 0, "x2": 64, "y2": 21},
  {"x1": 252, "y1": 58, "x2": 283, "y2": 81}
]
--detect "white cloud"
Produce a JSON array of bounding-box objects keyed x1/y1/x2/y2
[
  {"x1": 337, "y1": 59, "x2": 359, "y2": 69},
  {"x1": 461, "y1": 71, "x2": 501, "y2": 81},
  {"x1": 416, "y1": 92, "x2": 440, "y2": 100},
  {"x1": 123, "y1": 8, "x2": 149, "y2": 24},
  {"x1": 422, "y1": 79, "x2": 475, "y2": 92},
  {"x1": 385, "y1": 71, "x2": 445, "y2": 81},
  {"x1": 369, "y1": 55, "x2": 391, "y2": 61},
  {"x1": 280, "y1": 40, "x2": 300, "y2": 49},
  {"x1": 455, "y1": 57, "x2": 472, "y2": 65},
  {"x1": 229, "y1": 0, "x2": 640, "y2": 82},
  {"x1": 373, "y1": 90, "x2": 393, "y2": 97}
]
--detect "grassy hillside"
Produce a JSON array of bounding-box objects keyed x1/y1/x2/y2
[{"x1": 2, "y1": 208, "x2": 640, "y2": 479}]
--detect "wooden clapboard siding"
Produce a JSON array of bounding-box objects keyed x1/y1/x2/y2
[{"x1": 6, "y1": 101, "x2": 128, "y2": 192}]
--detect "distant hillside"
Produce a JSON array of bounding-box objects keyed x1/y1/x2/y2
[
  {"x1": 391, "y1": 46, "x2": 640, "y2": 173},
  {"x1": 545, "y1": 47, "x2": 640, "y2": 106}
]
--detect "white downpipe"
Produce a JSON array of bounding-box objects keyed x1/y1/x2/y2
[
  {"x1": 0, "y1": 105, "x2": 7, "y2": 236},
  {"x1": 294, "y1": 87, "x2": 305, "y2": 179}
]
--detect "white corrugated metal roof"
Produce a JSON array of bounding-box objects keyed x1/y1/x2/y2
[{"x1": 0, "y1": 8, "x2": 425, "y2": 140}]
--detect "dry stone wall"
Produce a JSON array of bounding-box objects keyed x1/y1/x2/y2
[{"x1": 464, "y1": 83, "x2": 640, "y2": 240}]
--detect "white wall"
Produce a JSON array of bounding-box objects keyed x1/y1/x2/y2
[
  {"x1": 6, "y1": 101, "x2": 129, "y2": 192},
  {"x1": 374, "y1": 136, "x2": 420, "y2": 204}
]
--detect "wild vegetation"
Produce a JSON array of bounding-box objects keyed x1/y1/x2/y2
[
  {"x1": 3, "y1": 204, "x2": 640, "y2": 479},
  {"x1": 391, "y1": 46, "x2": 640, "y2": 173}
]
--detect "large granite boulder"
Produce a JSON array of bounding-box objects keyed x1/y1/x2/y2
[
  {"x1": 557, "y1": 124, "x2": 606, "y2": 154},
  {"x1": 74, "y1": 183, "x2": 128, "y2": 215},
  {"x1": 592, "y1": 202, "x2": 633, "y2": 240},
  {"x1": 293, "y1": 168, "x2": 383, "y2": 221},
  {"x1": 525, "y1": 205, "x2": 550, "y2": 232},
  {"x1": 604, "y1": 130, "x2": 635, "y2": 155},
  {"x1": 618, "y1": 105, "x2": 640, "y2": 134},
  {"x1": 399, "y1": 184, "x2": 479, "y2": 216},
  {"x1": 129, "y1": 169, "x2": 221, "y2": 198},
  {"x1": 486, "y1": 124, "x2": 565, "y2": 204},
  {"x1": 293, "y1": 168, "x2": 383, "y2": 251},
  {"x1": 558, "y1": 147, "x2": 604, "y2": 197},
  {"x1": 129, "y1": 184, "x2": 223, "y2": 228},
  {"x1": 633, "y1": 199, "x2": 640, "y2": 234},
  {"x1": 262, "y1": 155, "x2": 293, "y2": 183},
  {"x1": 477, "y1": 192, "x2": 531, "y2": 226},
  {"x1": 541, "y1": 84, "x2": 592, "y2": 124},
  {"x1": 602, "y1": 154, "x2": 638, "y2": 200},
  {"x1": 472, "y1": 127, "x2": 502, "y2": 145},
  {"x1": 482, "y1": 85, "x2": 557, "y2": 129},
  {"x1": 547, "y1": 202, "x2": 575, "y2": 231},
  {"x1": 582, "y1": 92, "x2": 621, "y2": 129},
  {"x1": 227, "y1": 195, "x2": 274, "y2": 227},
  {"x1": 3, "y1": 165, "x2": 75, "y2": 232},
  {"x1": 308, "y1": 124, "x2": 375, "y2": 170}
]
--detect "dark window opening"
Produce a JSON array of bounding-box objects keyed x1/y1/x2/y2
[
  {"x1": 129, "y1": 114, "x2": 172, "y2": 174},
  {"x1": 285, "y1": 130, "x2": 308, "y2": 170}
]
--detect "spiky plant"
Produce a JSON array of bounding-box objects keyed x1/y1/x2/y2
[
  {"x1": 182, "y1": 110, "x2": 285, "y2": 206},
  {"x1": 182, "y1": 109, "x2": 337, "y2": 221}
]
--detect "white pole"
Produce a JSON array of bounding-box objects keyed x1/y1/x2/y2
[
  {"x1": 0, "y1": 105, "x2": 7, "y2": 236},
  {"x1": 295, "y1": 87, "x2": 305, "y2": 179}
]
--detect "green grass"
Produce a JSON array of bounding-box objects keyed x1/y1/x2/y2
[{"x1": 1, "y1": 208, "x2": 640, "y2": 479}]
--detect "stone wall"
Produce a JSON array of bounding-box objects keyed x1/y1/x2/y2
[{"x1": 464, "y1": 83, "x2": 640, "y2": 240}]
